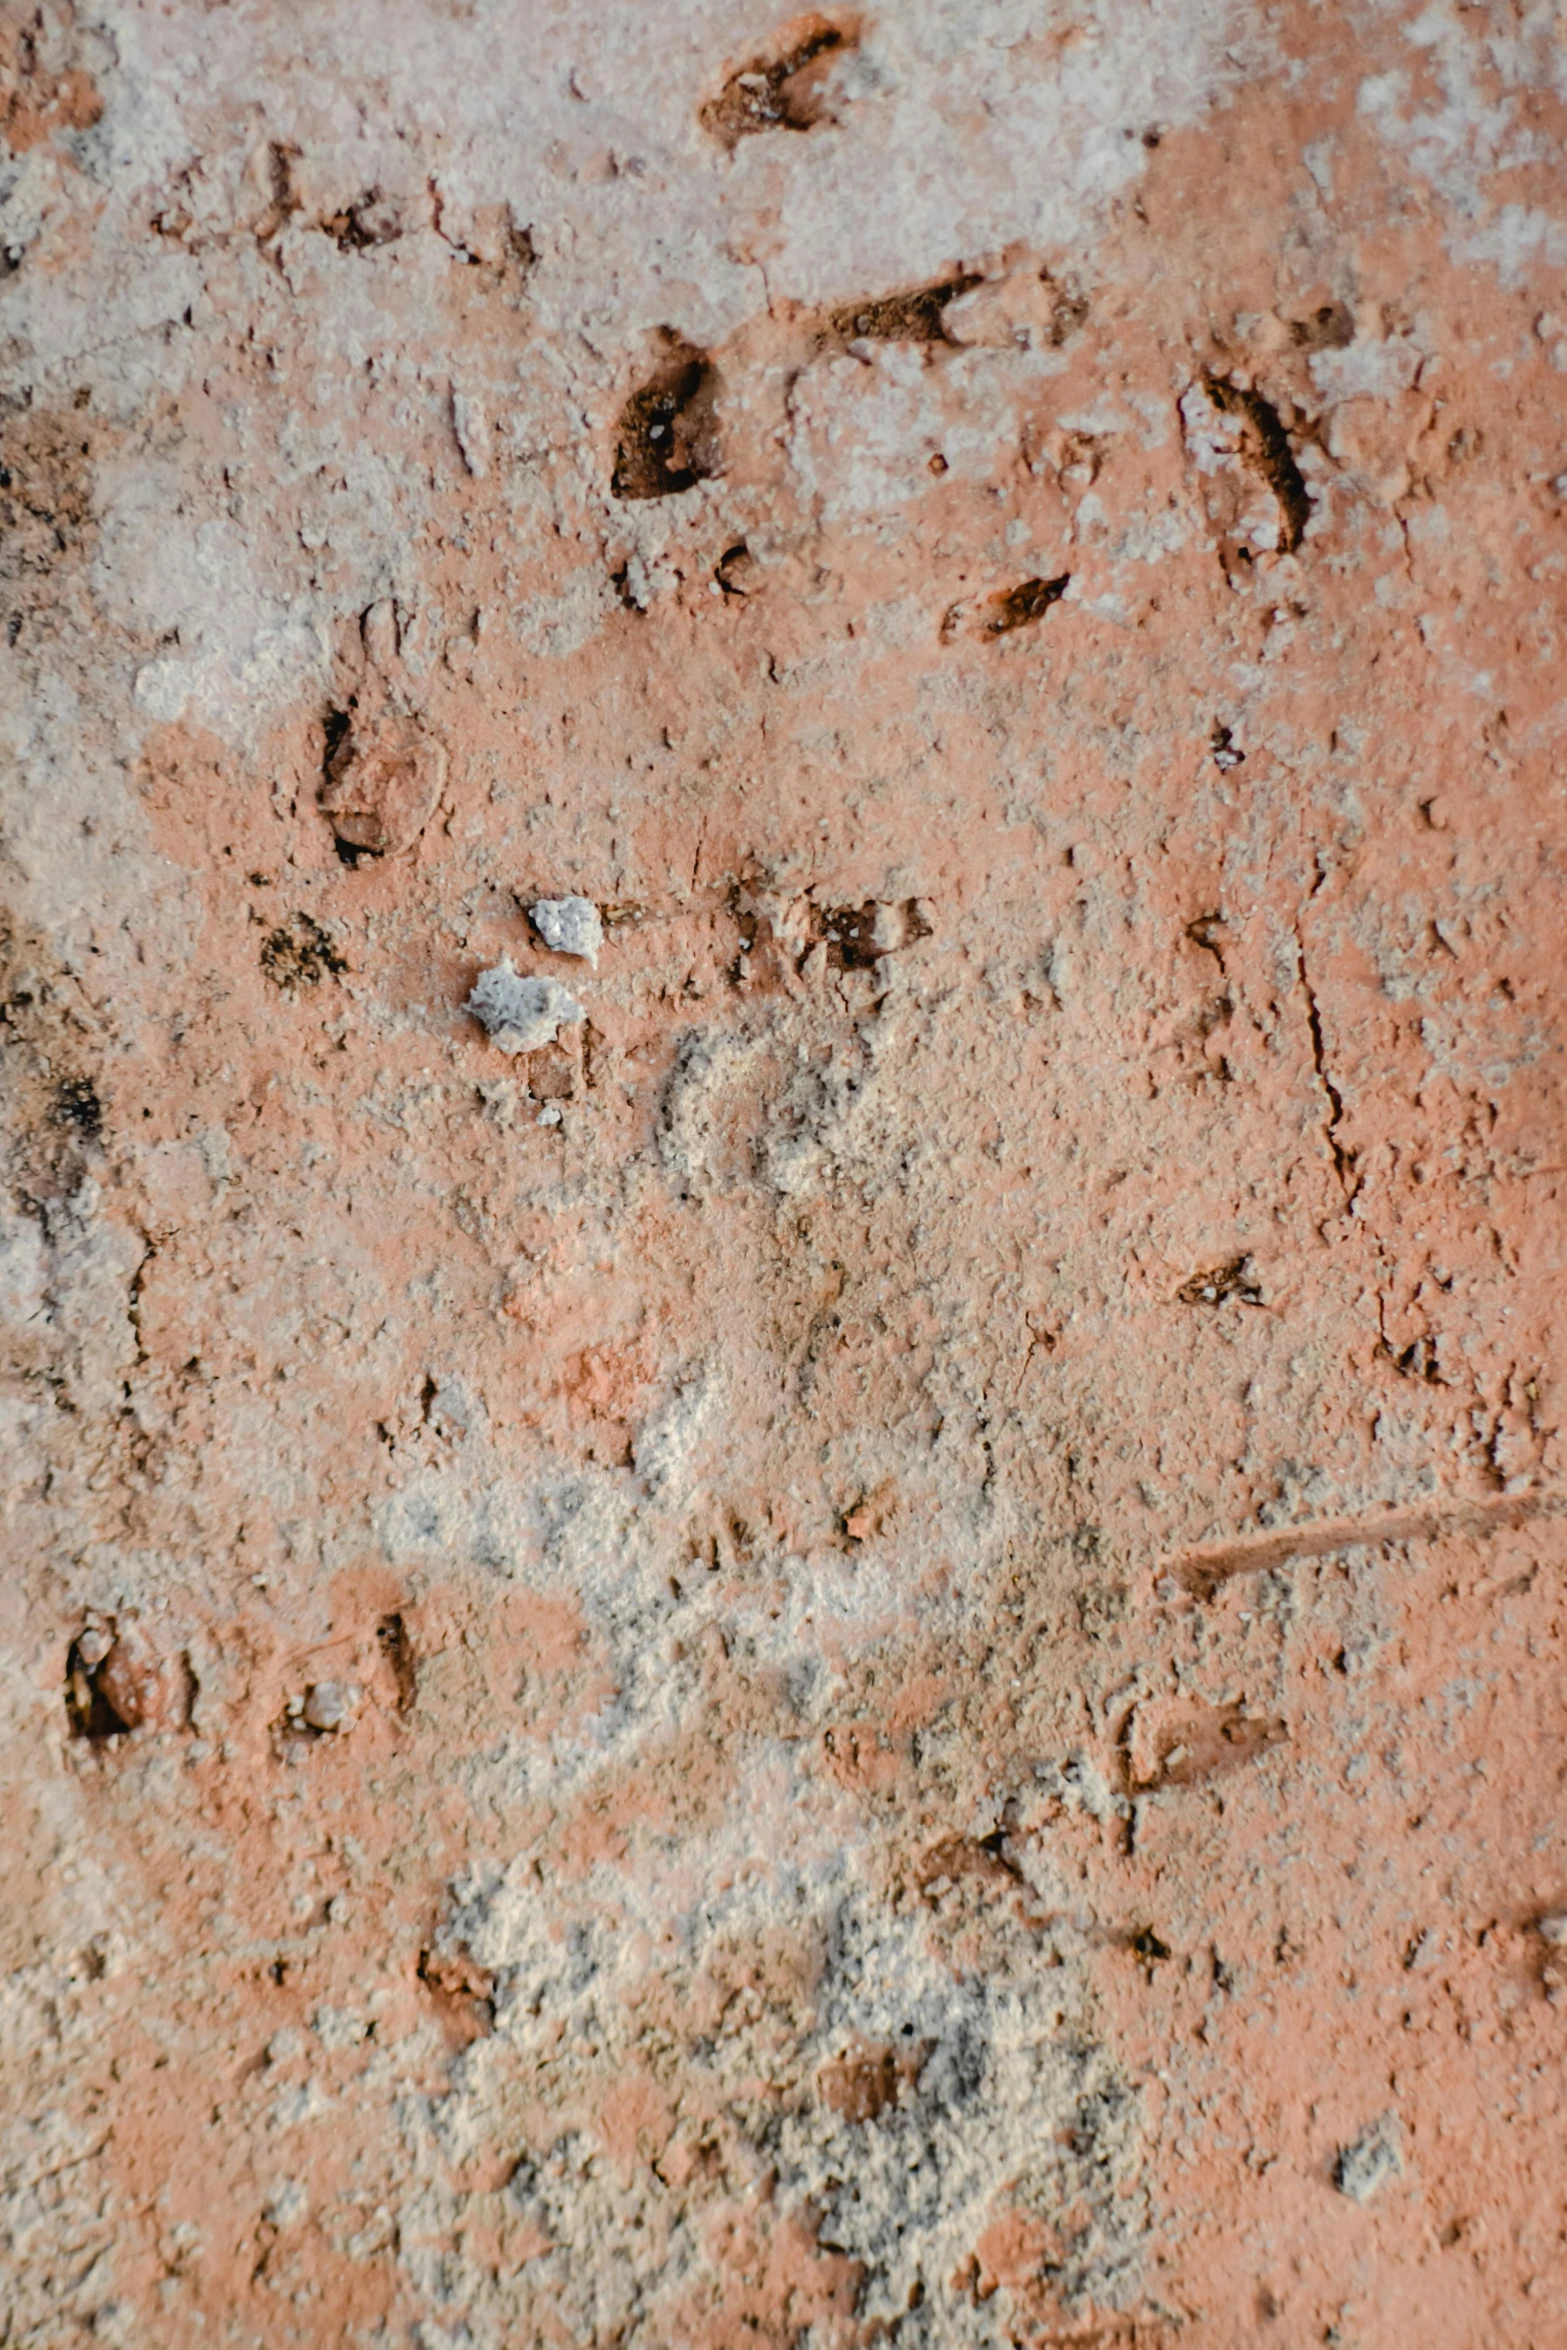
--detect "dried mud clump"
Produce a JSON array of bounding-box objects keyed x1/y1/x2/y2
[{"x1": 319, "y1": 710, "x2": 448, "y2": 856}]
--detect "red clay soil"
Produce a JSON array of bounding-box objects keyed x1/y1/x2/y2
[{"x1": 3, "y1": 2, "x2": 1566, "y2": 2344}]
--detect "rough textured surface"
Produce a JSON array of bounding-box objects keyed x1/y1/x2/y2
[{"x1": 4, "y1": 1, "x2": 1567, "y2": 2343}]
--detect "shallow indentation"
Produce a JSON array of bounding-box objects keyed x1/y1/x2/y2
[
  {"x1": 823, "y1": 271, "x2": 979, "y2": 347},
  {"x1": 700, "y1": 13, "x2": 859, "y2": 146},
  {"x1": 612, "y1": 334, "x2": 719, "y2": 500}
]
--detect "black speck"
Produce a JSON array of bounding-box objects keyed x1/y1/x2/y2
[{"x1": 53, "y1": 1076, "x2": 102, "y2": 1143}]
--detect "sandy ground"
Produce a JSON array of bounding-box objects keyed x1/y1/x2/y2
[{"x1": 3, "y1": 1, "x2": 1567, "y2": 2342}]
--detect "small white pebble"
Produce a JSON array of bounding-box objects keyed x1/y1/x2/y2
[
  {"x1": 1334, "y1": 2118, "x2": 1402, "y2": 2203},
  {"x1": 302, "y1": 1680, "x2": 358, "y2": 1733},
  {"x1": 1538, "y1": 1915, "x2": 1567, "y2": 1945},
  {"x1": 530, "y1": 895, "x2": 603, "y2": 965},
  {"x1": 468, "y1": 959, "x2": 584, "y2": 1054},
  {"x1": 536, "y1": 1102, "x2": 564, "y2": 1127}
]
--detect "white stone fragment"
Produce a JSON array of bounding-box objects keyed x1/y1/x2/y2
[
  {"x1": 467, "y1": 959, "x2": 584, "y2": 1054},
  {"x1": 1334, "y1": 2116, "x2": 1402, "y2": 2203},
  {"x1": 529, "y1": 895, "x2": 603, "y2": 964},
  {"x1": 302, "y1": 1680, "x2": 359, "y2": 1732}
]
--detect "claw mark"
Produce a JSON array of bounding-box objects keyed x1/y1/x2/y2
[
  {"x1": 1204, "y1": 375, "x2": 1313, "y2": 552},
  {"x1": 1164, "y1": 1488, "x2": 1567, "y2": 1599},
  {"x1": 1297, "y1": 940, "x2": 1353, "y2": 1196}
]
